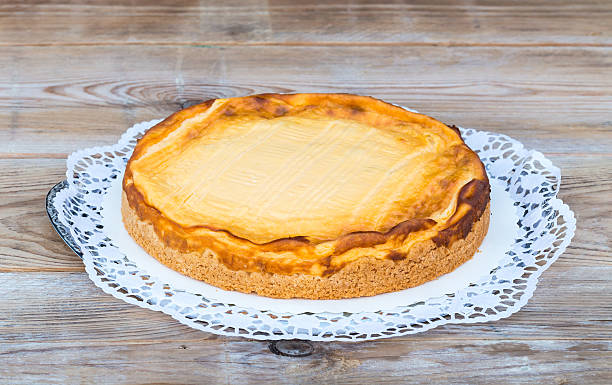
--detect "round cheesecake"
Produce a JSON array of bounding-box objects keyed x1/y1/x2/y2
[{"x1": 122, "y1": 93, "x2": 490, "y2": 299}]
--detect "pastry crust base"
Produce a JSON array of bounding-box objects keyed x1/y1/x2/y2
[{"x1": 122, "y1": 192, "x2": 490, "y2": 299}]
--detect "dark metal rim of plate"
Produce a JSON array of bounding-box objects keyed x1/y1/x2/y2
[
  {"x1": 46, "y1": 180, "x2": 315, "y2": 354},
  {"x1": 46, "y1": 180, "x2": 83, "y2": 258}
]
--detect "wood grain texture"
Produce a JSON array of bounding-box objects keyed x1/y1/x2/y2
[
  {"x1": 1, "y1": 339, "x2": 610, "y2": 385},
  {"x1": 1, "y1": 0, "x2": 611, "y2": 46},
  {"x1": 1, "y1": 269, "x2": 611, "y2": 343},
  {"x1": 1, "y1": 45, "x2": 611, "y2": 155},
  {"x1": 1, "y1": 0, "x2": 611, "y2": 383},
  {"x1": 0, "y1": 159, "x2": 83, "y2": 272},
  {"x1": 2, "y1": 271, "x2": 611, "y2": 382}
]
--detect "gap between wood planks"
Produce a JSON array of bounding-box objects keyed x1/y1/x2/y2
[
  {"x1": 2, "y1": 336, "x2": 610, "y2": 345},
  {"x1": 0, "y1": 153, "x2": 68, "y2": 159},
  {"x1": 0, "y1": 41, "x2": 611, "y2": 48},
  {"x1": 0, "y1": 267, "x2": 83, "y2": 272}
]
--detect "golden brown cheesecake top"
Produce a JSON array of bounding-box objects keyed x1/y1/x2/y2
[{"x1": 123, "y1": 93, "x2": 489, "y2": 276}]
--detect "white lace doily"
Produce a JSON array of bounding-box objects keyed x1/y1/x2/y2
[{"x1": 54, "y1": 118, "x2": 575, "y2": 341}]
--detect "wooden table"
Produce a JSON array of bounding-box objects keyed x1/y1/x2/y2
[{"x1": 1, "y1": 1, "x2": 611, "y2": 383}]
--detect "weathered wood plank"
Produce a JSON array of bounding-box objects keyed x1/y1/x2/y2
[
  {"x1": 4, "y1": 105, "x2": 611, "y2": 156},
  {"x1": 1, "y1": 45, "x2": 611, "y2": 155},
  {"x1": 552, "y1": 155, "x2": 612, "y2": 266},
  {"x1": 1, "y1": 0, "x2": 611, "y2": 46},
  {"x1": 0, "y1": 159, "x2": 84, "y2": 271},
  {"x1": 0, "y1": 339, "x2": 610, "y2": 384},
  {"x1": 0, "y1": 269, "x2": 610, "y2": 343}
]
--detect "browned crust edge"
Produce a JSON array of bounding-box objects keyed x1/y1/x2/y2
[
  {"x1": 123, "y1": 94, "x2": 490, "y2": 274},
  {"x1": 122, "y1": 193, "x2": 490, "y2": 299}
]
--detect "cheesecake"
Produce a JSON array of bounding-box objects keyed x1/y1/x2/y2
[{"x1": 122, "y1": 93, "x2": 490, "y2": 299}]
